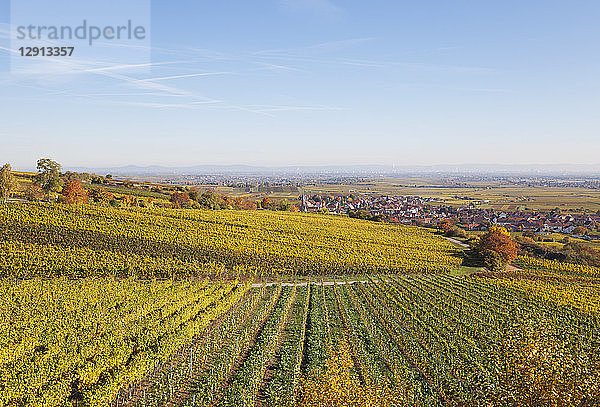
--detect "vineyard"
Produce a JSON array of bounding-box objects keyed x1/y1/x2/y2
[
  {"x1": 515, "y1": 255, "x2": 600, "y2": 277},
  {"x1": 0, "y1": 277, "x2": 248, "y2": 407},
  {"x1": 0, "y1": 202, "x2": 461, "y2": 277},
  {"x1": 1, "y1": 202, "x2": 599, "y2": 406},
  {"x1": 1, "y1": 274, "x2": 599, "y2": 406}
]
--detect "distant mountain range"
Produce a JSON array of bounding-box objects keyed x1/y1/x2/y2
[{"x1": 64, "y1": 163, "x2": 600, "y2": 177}]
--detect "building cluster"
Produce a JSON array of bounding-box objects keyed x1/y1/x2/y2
[{"x1": 299, "y1": 194, "x2": 600, "y2": 238}]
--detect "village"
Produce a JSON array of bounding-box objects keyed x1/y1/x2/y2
[{"x1": 299, "y1": 194, "x2": 600, "y2": 238}]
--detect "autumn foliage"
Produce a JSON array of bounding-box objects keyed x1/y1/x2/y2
[
  {"x1": 61, "y1": 180, "x2": 88, "y2": 204},
  {"x1": 170, "y1": 192, "x2": 191, "y2": 208},
  {"x1": 297, "y1": 341, "x2": 410, "y2": 406},
  {"x1": 88, "y1": 186, "x2": 113, "y2": 204},
  {"x1": 491, "y1": 319, "x2": 600, "y2": 406},
  {"x1": 437, "y1": 220, "x2": 453, "y2": 233},
  {"x1": 478, "y1": 226, "x2": 518, "y2": 270}
]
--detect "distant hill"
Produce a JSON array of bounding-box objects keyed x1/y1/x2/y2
[{"x1": 66, "y1": 163, "x2": 600, "y2": 177}]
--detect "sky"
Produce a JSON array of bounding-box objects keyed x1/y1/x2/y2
[{"x1": 1, "y1": 0, "x2": 600, "y2": 171}]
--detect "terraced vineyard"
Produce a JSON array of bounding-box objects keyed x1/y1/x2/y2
[{"x1": 0, "y1": 202, "x2": 462, "y2": 277}]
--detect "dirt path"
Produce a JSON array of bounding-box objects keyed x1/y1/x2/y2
[
  {"x1": 445, "y1": 237, "x2": 470, "y2": 249},
  {"x1": 506, "y1": 264, "x2": 523, "y2": 272},
  {"x1": 251, "y1": 279, "x2": 388, "y2": 288}
]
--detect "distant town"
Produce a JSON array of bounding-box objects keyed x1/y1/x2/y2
[
  {"x1": 299, "y1": 194, "x2": 600, "y2": 238},
  {"x1": 8, "y1": 166, "x2": 600, "y2": 240}
]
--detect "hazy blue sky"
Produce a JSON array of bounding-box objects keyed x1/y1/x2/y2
[{"x1": 1, "y1": 1, "x2": 599, "y2": 170}]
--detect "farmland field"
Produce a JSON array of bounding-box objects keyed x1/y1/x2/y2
[{"x1": 302, "y1": 177, "x2": 600, "y2": 212}]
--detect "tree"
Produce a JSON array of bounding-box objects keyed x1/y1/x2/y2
[
  {"x1": 199, "y1": 190, "x2": 223, "y2": 210},
  {"x1": 561, "y1": 242, "x2": 600, "y2": 267},
  {"x1": 278, "y1": 200, "x2": 292, "y2": 211},
  {"x1": 61, "y1": 180, "x2": 88, "y2": 204},
  {"x1": 261, "y1": 197, "x2": 271, "y2": 209},
  {"x1": 123, "y1": 195, "x2": 138, "y2": 207},
  {"x1": 171, "y1": 192, "x2": 191, "y2": 208},
  {"x1": 480, "y1": 249, "x2": 506, "y2": 271},
  {"x1": 478, "y1": 226, "x2": 518, "y2": 271},
  {"x1": 25, "y1": 183, "x2": 45, "y2": 201},
  {"x1": 438, "y1": 220, "x2": 467, "y2": 238},
  {"x1": 438, "y1": 220, "x2": 453, "y2": 233},
  {"x1": 35, "y1": 158, "x2": 64, "y2": 200},
  {"x1": 91, "y1": 175, "x2": 106, "y2": 185},
  {"x1": 572, "y1": 226, "x2": 589, "y2": 236},
  {"x1": 231, "y1": 197, "x2": 256, "y2": 210},
  {"x1": 89, "y1": 186, "x2": 112, "y2": 204},
  {"x1": 63, "y1": 171, "x2": 91, "y2": 183},
  {"x1": 348, "y1": 210, "x2": 373, "y2": 220},
  {"x1": 445, "y1": 225, "x2": 468, "y2": 239},
  {"x1": 188, "y1": 189, "x2": 201, "y2": 202},
  {"x1": 0, "y1": 163, "x2": 17, "y2": 203}
]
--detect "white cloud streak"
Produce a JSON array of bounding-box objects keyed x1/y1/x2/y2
[{"x1": 133, "y1": 71, "x2": 233, "y2": 82}]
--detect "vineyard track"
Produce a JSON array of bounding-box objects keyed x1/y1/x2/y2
[
  {"x1": 250, "y1": 279, "x2": 390, "y2": 288},
  {"x1": 444, "y1": 237, "x2": 470, "y2": 249},
  {"x1": 332, "y1": 283, "x2": 366, "y2": 385}
]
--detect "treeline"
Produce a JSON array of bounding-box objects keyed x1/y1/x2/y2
[
  {"x1": 170, "y1": 191, "x2": 299, "y2": 212},
  {"x1": 347, "y1": 210, "x2": 386, "y2": 222},
  {"x1": 516, "y1": 233, "x2": 600, "y2": 267},
  {"x1": 0, "y1": 159, "x2": 301, "y2": 213}
]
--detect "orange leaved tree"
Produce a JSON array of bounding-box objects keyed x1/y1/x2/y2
[
  {"x1": 478, "y1": 226, "x2": 518, "y2": 271},
  {"x1": 61, "y1": 179, "x2": 88, "y2": 204}
]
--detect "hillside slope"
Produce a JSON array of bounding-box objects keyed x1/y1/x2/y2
[{"x1": 0, "y1": 202, "x2": 462, "y2": 277}]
